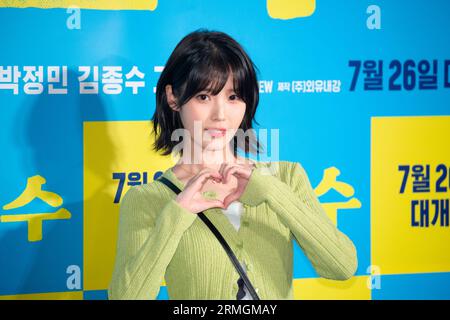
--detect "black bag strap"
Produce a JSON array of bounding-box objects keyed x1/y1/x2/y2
[{"x1": 156, "y1": 176, "x2": 260, "y2": 300}]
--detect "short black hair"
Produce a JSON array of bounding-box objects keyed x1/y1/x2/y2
[{"x1": 151, "y1": 28, "x2": 263, "y2": 157}]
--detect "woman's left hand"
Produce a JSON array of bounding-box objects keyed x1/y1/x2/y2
[{"x1": 219, "y1": 161, "x2": 256, "y2": 209}]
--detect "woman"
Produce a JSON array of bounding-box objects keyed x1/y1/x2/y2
[{"x1": 108, "y1": 29, "x2": 358, "y2": 300}]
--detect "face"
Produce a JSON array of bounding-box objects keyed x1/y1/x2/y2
[{"x1": 166, "y1": 74, "x2": 247, "y2": 160}]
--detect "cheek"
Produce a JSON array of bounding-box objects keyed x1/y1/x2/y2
[
  {"x1": 180, "y1": 104, "x2": 208, "y2": 129},
  {"x1": 229, "y1": 103, "x2": 246, "y2": 126},
  {"x1": 190, "y1": 104, "x2": 210, "y2": 119}
]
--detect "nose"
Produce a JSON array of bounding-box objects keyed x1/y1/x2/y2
[{"x1": 212, "y1": 98, "x2": 226, "y2": 121}]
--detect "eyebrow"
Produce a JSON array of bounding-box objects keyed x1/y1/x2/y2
[{"x1": 201, "y1": 88, "x2": 236, "y2": 93}]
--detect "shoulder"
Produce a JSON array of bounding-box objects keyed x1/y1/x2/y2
[
  {"x1": 253, "y1": 160, "x2": 309, "y2": 188},
  {"x1": 254, "y1": 160, "x2": 306, "y2": 188},
  {"x1": 279, "y1": 160, "x2": 307, "y2": 188}
]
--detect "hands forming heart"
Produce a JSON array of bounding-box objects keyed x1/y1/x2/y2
[{"x1": 175, "y1": 162, "x2": 256, "y2": 214}]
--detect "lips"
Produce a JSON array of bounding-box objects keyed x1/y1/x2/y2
[
  {"x1": 204, "y1": 128, "x2": 226, "y2": 137},
  {"x1": 205, "y1": 127, "x2": 226, "y2": 131}
]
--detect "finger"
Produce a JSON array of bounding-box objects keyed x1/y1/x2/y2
[
  {"x1": 183, "y1": 170, "x2": 219, "y2": 198},
  {"x1": 231, "y1": 164, "x2": 254, "y2": 181},
  {"x1": 183, "y1": 169, "x2": 212, "y2": 197},
  {"x1": 222, "y1": 164, "x2": 235, "y2": 183},
  {"x1": 193, "y1": 170, "x2": 223, "y2": 189},
  {"x1": 201, "y1": 199, "x2": 225, "y2": 210},
  {"x1": 225, "y1": 182, "x2": 248, "y2": 208},
  {"x1": 223, "y1": 190, "x2": 240, "y2": 208},
  {"x1": 219, "y1": 162, "x2": 228, "y2": 179},
  {"x1": 224, "y1": 165, "x2": 243, "y2": 183}
]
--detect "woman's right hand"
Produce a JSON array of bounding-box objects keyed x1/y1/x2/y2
[{"x1": 175, "y1": 168, "x2": 226, "y2": 214}]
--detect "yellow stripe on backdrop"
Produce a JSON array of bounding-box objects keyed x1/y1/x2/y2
[
  {"x1": 293, "y1": 276, "x2": 371, "y2": 300},
  {"x1": 1, "y1": 0, "x2": 314, "y2": 18},
  {"x1": 266, "y1": 0, "x2": 316, "y2": 20},
  {"x1": 0, "y1": 291, "x2": 84, "y2": 300},
  {"x1": 0, "y1": 0, "x2": 158, "y2": 10}
]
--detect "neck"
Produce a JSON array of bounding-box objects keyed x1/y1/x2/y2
[{"x1": 175, "y1": 142, "x2": 239, "y2": 174}]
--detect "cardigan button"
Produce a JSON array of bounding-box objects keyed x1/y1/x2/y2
[
  {"x1": 236, "y1": 241, "x2": 244, "y2": 249},
  {"x1": 242, "y1": 220, "x2": 250, "y2": 227}
]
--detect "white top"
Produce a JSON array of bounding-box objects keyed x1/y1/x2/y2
[{"x1": 220, "y1": 201, "x2": 253, "y2": 300}]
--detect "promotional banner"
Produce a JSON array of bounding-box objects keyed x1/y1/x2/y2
[{"x1": 0, "y1": 0, "x2": 449, "y2": 300}]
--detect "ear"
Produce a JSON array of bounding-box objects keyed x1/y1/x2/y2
[{"x1": 165, "y1": 84, "x2": 180, "y2": 112}]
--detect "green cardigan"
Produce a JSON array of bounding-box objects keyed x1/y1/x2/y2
[{"x1": 108, "y1": 160, "x2": 358, "y2": 300}]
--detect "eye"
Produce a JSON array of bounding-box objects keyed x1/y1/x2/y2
[
  {"x1": 196, "y1": 94, "x2": 209, "y2": 101},
  {"x1": 230, "y1": 94, "x2": 241, "y2": 101}
]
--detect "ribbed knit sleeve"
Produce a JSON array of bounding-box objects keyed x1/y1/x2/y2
[
  {"x1": 108, "y1": 185, "x2": 197, "y2": 300},
  {"x1": 239, "y1": 162, "x2": 358, "y2": 280}
]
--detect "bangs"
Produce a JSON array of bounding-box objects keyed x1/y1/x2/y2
[{"x1": 180, "y1": 48, "x2": 249, "y2": 103}]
